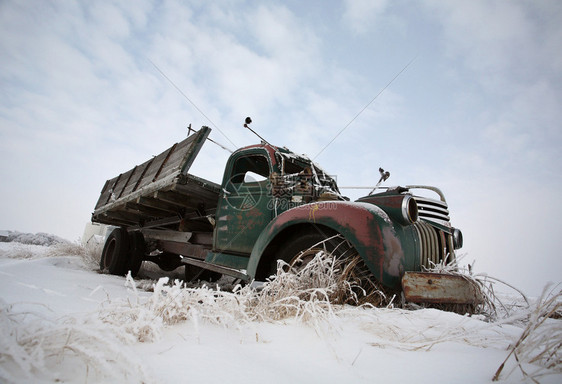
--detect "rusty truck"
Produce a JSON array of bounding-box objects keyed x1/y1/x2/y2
[{"x1": 92, "y1": 125, "x2": 478, "y2": 305}]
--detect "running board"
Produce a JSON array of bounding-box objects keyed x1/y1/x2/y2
[{"x1": 180, "y1": 258, "x2": 250, "y2": 281}]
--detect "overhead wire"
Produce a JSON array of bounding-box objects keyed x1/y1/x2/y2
[
  {"x1": 313, "y1": 55, "x2": 418, "y2": 161},
  {"x1": 148, "y1": 58, "x2": 236, "y2": 152}
]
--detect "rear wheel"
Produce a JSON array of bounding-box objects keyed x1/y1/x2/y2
[
  {"x1": 128, "y1": 231, "x2": 145, "y2": 277},
  {"x1": 100, "y1": 228, "x2": 129, "y2": 275}
]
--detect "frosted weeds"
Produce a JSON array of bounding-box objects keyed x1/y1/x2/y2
[
  {"x1": 420, "y1": 253, "x2": 531, "y2": 320},
  {"x1": 97, "y1": 257, "x2": 349, "y2": 344},
  {"x1": 1, "y1": 240, "x2": 560, "y2": 383},
  {"x1": 0, "y1": 231, "x2": 68, "y2": 247},
  {"x1": 0, "y1": 244, "x2": 39, "y2": 260},
  {"x1": 93, "y1": 253, "x2": 386, "y2": 348},
  {"x1": 0, "y1": 238, "x2": 102, "y2": 269},
  {"x1": 424, "y1": 255, "x2": 562, "y2": 382},
  {"x1": 98, "y1": 274, "x2": 252, "y2": 343},
  {"x1": 0, "y1": 300, "x2": 151, "y2": 383},
  {"x1": 493, "y1": 284, "x2": 561, "y2": 382}
]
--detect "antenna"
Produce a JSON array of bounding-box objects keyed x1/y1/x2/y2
[{"x1": 243, "y1": 117, "x2": 271, "y2": 145}]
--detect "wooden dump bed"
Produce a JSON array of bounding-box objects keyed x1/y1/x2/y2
[{"x1": 92, "y1": 127, "x2": 221, "y2": 228}]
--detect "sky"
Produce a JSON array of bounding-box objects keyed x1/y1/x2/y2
[{"x1": 0, "y1": 0, "x2": 560, "y2": 296}]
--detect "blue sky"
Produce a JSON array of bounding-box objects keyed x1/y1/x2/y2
[{"x1": 1, "y1": 0, "x2": 560, "y2": 295}]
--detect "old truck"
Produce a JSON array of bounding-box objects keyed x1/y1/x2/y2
[{"x1": 92, "y1": 125, "x2": 478, "y2": 305}]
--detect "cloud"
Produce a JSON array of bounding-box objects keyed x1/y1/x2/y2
[
  {"x1": 0, "y1": 1, "x2": 347, "y2": 239},
  {"x1": 342, "y1": 0, "x2": 389, "y2": 34},
  {"x1": 0, "y1": 1, "x2": 559, "y2": 295},
  {"x1": 419, "y1": 1, "x2": 562, "y2": 183},
  {"x1": 425, "y1": 0, "x2": 562, "y2": 84}
]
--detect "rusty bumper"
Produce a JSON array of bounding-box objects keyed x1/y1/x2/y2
[{"x1": 401, "y1": 272, "x2": 483, "y2": 305}]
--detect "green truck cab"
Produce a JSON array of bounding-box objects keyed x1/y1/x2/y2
[{"x1": 92, "y1": 126, "x2": 476, "y2": 305}]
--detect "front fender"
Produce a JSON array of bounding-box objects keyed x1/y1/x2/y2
[{"x1": 247, "y1": 201, "x2": 417, "y2": 289}]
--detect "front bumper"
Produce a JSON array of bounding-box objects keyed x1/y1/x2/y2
[{"x1": 402, "y1": 272, "x2": 483, "y2": 305}]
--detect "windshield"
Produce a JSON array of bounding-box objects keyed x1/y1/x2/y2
[{"x1": 275, "y1": 151, "x2": 343, "y2": 200}]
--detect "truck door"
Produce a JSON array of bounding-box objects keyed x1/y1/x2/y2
[{"x1": 213, "y1": 153, "x2": 274, "y2": 255}]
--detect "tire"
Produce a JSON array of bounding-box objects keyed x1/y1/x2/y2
[
  {"x1": 156, "y1": 253, "x2": 183, "y2": 271},
  {"x1": 276, "y1": 232, "x2": 386, "y2": 306},
  {"x1": 128, "y1": 231, "x2": 145, "y2": 277},
  {"x1": 276, "y1": 232, "x2": 353, "y2": 270},
  {"x1": 184, "y1": 264, "x2": 222, "y2": 283},
  {"x1": 100, "y1": 228, "x2": 130, "y2": 275}
]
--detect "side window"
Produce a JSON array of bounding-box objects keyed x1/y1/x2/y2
[
  {"x1": 230, "y1": 155, "x2": 270, "y2": 184},
  {"x1": 244, "y1": 171, "x2": 268, "y2": 183}
]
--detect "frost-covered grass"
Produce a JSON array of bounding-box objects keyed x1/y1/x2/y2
[
  {"x1": 48, "y1": 241, "x2": 104, "y2": 270},
  {"x1": 97, "y1": 254, "x2": 381, "y2": 345},
  {"x1": 0, "y1": 238, "x2": 102, "y2": 271},
  {"x1": 0, "y1": 235, "x2": 560, "y2": 383},
  {"x1": 98, "y1": 250, "x2": 562, "y2": 382},
  {"x1": 0, "y1": 300, "x2": 151, "y2": 383},
  {"x1": 421, "y1": 254, "x2": 562, "y2": 382},
  {"x1": 493, "y1": 284, "x2": 561, "y2": 382},
  {"x1": 0, "y1": 231, "x2": 68, "y2": 246},
  {"x1": 421, "y1": 252, "x2": 533, "y2": 320}
]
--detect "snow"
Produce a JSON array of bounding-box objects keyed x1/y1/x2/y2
[{"x1": 0, "y1": 235, "x2": 560, "y2": 384}]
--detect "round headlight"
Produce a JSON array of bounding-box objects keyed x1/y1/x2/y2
[
  {"x1": 453, "y1": 228, "x2": 463, "y2": 249},
  {"x1": 401, "y1": 196, "x2": 418, "y2": 224}
]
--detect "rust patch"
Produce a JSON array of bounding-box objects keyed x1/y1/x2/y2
[
  {"x1": 308, "y1": 203, "x2": 320, "y2": 222},
  {"x1": 382, "y1": 227, "x2": 404, "y2": 277},
  {"x1": 266, "y1": 202, "x2": 387, "y2": 281},
  {"x1": 402, "y1": 272, "x2": 483, "y2": 304}
]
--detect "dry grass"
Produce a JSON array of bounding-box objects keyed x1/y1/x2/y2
[
  {"x1": 422, "y1": 254, "x2": 561, "y2": 382},
  {"x1": 95, "y1": 249, "x2": 393, "y2": 345},
  {"x1": 2, "y1": 237, "x2": 560, "y2": 383},
  {"x1": 418, "y1": 253, "x2": 531, "y2": 320},
  {"x1": 250, "y1": 255, "x2": 391, "y2": 321},
  {"x1": 0, "y1": 245, "x2": 37, "y2": 259},
  {"x1": 493, "y1": 284, "x2": 561, "y2": 383},
  {"x1": 47, "y1": 241, "x2": 104, "y2": 270},
  {"x1": 281, "y1": 235, "x2": 394, "y2": 307},
  {"x1": 0, "y1": 300, "x2": 151, "y2": 383},
  {"x1": 0, "y1": 240, "x2": 103, "y2": 269}
]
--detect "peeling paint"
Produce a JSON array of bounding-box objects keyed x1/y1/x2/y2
[
  {"x1": 382, "y1": 226, "x2": 404, "y2": 277},
  {"x1": 308, "y1": 204, "x2": 319, "y2": 222}
]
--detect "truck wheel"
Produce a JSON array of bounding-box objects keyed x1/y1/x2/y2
[
  {"x1": 277, "y1": 232, "x2": 386, "y2": 305},
  {"x1": 276, "y1": 232, "x2": 354, "y2": 271},
  {"x1": 156, "y1": 253, "x2": 183, "y2": 271},
  {"x1": 128, "y1": 232, "x2": 145, "y2": 277},
  {"x1": 184, "y1": 264, "x2": 222, "y2": 283},
  {"x1": 100, "y1": 228, "x2": 130, "y2": 275}
]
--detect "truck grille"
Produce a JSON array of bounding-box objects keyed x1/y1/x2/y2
[
  {"x1": 414, "y1": 197, "x2": 450, "y2": 227},
  {"x1": 413, "y1": 221, "x2": 446, "y2": 268}
]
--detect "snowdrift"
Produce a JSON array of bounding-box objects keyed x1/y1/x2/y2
[{"x1": 0, "y1": 233, "x2": 560, "y2": 383}]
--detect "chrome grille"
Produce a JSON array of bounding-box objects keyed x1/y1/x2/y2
[
  {"x1": 414, "y1": 196, "x2": 450, "y2": 227},
  {"x1": 413, "y1": 221, "x2": 446, "y2": 268}
]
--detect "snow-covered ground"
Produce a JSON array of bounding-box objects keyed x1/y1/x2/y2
[{"x1": 0, "y1": 234, "x2": 560, "y2": 384}]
